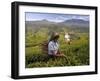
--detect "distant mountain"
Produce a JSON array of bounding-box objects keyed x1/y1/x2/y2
[
  {"x1": 60, "y1": 19, "x2": 89, "y2": 27},
  {"x1": 25, "y1": 19, "x2": 58, "y2": 33},
  {"x1": 63, "y1": 19, "x2": 89, "y2": 23},
  {"x1": 25, "y1": 19, "x2": 89, "y2": 33},
  {"x1": 26, "y1": 19, "x2": 89, "y2": 28},
  {"x1": 26, "y1": 19, "x2": 56, "y2": 27}
]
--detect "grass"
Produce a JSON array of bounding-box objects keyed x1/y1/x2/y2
[{"x1": 25, "y1": 28, "x2": 89, "y2": 68}]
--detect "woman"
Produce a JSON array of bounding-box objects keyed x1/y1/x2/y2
[{"x1": 48, "y1": 32, "x2": 65, "y2": 57}]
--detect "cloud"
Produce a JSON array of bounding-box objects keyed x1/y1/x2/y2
[{"x1": 25, "y1": 12, "x2": 89, "y2": 22}]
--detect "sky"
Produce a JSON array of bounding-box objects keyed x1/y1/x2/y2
[{"x1": 25, "y1": 12, "x2": 89, "y2": 22}]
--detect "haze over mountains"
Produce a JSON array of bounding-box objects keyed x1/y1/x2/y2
[
  {"x1": 25, "y1": 19, "x2": 89, "y2": 33},
  {"x1": 60, "y1": 19, "x2": 89, "y2": 27},
  {"x1": 26, "y1": 19, "x2": 89, "y2": 27}
]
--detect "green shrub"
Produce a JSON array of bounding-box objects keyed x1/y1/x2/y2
[{"x1": 25, "y1": 28, "x2": 89, "y2": 68}]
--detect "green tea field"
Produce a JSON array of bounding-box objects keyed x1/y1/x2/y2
[{"x1": 25, "y1": 26, "x2": 89, "y2": 68}]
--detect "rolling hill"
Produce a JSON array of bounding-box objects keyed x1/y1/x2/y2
[{"x1": 25, "y1": 19, "x2": 89, "y2": 33}]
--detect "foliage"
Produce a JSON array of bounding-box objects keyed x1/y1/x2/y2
[{"x1": 25, "y1": 27, "x2": 89, "y2": 68}]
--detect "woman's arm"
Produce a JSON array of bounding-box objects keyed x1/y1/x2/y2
[
  {"x1": 51, "y1": 50, "x2": 57, "y2": 56},
  {"x1": 51, "y1": 50, "x2": 65, "y2": 56}
]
